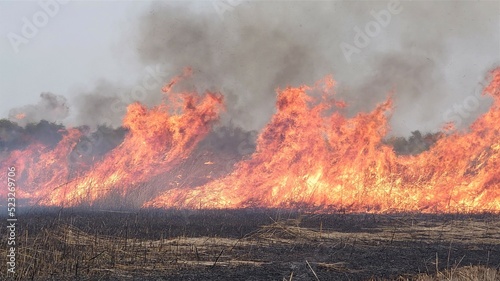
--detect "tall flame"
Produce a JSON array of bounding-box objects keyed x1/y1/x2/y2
[
  {"x1": 1, "y1": 72, "x2": 223, "y2": 206},
  {"x1": 146, "y1": 70, "x2": 500, "y2": 212},
  {"x1": 0, "y1": 129, "x2": 84, "y2": 201},
  {"x1": 1, "y1": 69, "x2": 499, "y2": 213}
]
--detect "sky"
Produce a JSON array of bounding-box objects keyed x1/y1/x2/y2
[
  {"x1": 0, "y1": 0, "x2": 146, "y2": 117},
  {"x1": 0, "y1": 1, "x2": 499, "y2": 136}
]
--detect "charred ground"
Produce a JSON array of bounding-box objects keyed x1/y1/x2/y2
[{"x1": 0, "y1": 208, "x2": 498, "y2": 280}]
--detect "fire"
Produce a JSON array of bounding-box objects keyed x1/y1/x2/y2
[
  {"x1": 1, "y1": 69, "x2": 499, "y2": 213},
  {"x1": 0, "y1": 128, "x2": 84, "y2": 200},
  {"x1": 1, "y1": 73, "x2": 223, "y2": 206},
  {"x1": 15, "y1": 113, "x2": 26, "y2": 120},
  {"x1": 43, "y1": 90, "x2": 221, "y2": 205},
  {"x1": 146, "y1": 70, "x2": 500, "y2": 213}
]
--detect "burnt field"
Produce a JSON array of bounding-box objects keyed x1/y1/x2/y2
[{"x1": 0, "y1": 208, "x2": 499, "y2": 281}]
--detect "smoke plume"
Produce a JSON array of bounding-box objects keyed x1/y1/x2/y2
[
  {"x1": 128, "y1": 1, "x2": 498, "y2": 135},
  {"x1": 8, "y1": 92, "x2": 69, "y2": 127},
  {"x1": 4, "y1": 1, "x2": 499, "y2": 137}
]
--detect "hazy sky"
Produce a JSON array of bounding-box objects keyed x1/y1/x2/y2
[
  {"x1": 1, "y1": 1, "x2": 499, "y2": 136},
  {"x1": 0, "y1": 0, "x2": 147, "y2": 117}
]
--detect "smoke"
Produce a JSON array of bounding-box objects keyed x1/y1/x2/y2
[
  {"x1": 4, "y1": 1, "x2": 498, "y2": 137},
  {"x1": 8, "y1": 92, "x2": 69, "y2": 127},
  {"x1": 337, "y1": 2, "x2": 499, "y2": 135},
  {"x1": 128, "y1": 1, "x2": 499, "y2": 135},
  {"x1": 133, "y1": 1, "x2": 334, "y2": 131},
  {"x1": 71, "y1": 80, "x2": 130, "y2": 129}
]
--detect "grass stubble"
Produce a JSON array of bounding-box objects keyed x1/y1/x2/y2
[{"x1": 0, "y1": 209, "x2": 498, "y2": 281}]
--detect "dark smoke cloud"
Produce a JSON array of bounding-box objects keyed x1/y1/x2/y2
[
  {"x1": 6, "y1": 1, "x2": 497, "y2": 137},
  {"x1": 71, "y1": 80, "x2": 128, "y2": 129},
  {"x1": 8, "y1": 92, "x2": 69, "y2": 126},
  {"x1": 132, "y1": 1, "x2": 333, "y2": 131},
  {"x1": 70, "y1": 75, "x2": 165, "y2": 129},
  {"x1": 127, "y1": 1, "x2": 498, "y2": 135}
]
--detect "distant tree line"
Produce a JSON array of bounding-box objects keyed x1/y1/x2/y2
[
  {"x1": 1, "y1": 119, "x2": 440, "y2": 157},
  {"x1": 0, "y1": 119, "x2": 127, "y2": 158}
]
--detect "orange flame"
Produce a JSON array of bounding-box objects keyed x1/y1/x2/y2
[
  {"x1": 1, "y1": 69, "x2": 499, "y2": 213},
  {"x1": 0, "y1": 73, "x2": 223, "y2": 207},
  {"x1": 15, "y1": 113, "x2": 26, "y2": 120},
  {"x1": 146, "y1": 70, "x2": 500, "y2": 213}
]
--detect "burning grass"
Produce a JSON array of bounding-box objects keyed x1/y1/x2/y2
[
  {"x1": 2, "y1": 69, "x2": 500, "y2": 212},
  {"x1": 0, "y1": 209, "x2": 498, "y2": 280}
]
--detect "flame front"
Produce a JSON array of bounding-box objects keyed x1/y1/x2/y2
[
  {"x1": 1, "y1": 73, "x2": 223, "y2": 206},
  {"x1": 147, "y1": 70, "x2": 500, "y2": 213},
  {"x1": 1, "y1": 69, "x2": 499, "y2": 213}
]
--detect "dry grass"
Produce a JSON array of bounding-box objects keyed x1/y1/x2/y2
[
  {"x1": 409, "y1": 266, "x2": 498, "y2": 281},
  {"x1": 1, "y1": 223, "x2": 267, "y2": 280},
  {"x1": 247, "y1": 218, "x2": 322, "y2": 240}
]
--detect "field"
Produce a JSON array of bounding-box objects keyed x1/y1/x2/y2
[{"x1": 0, "y1": 208, "x2": 499, "y2": 281}]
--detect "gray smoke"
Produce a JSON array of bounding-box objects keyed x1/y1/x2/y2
[
  {"x1": 8, "y1": 92, "x2": 69, "y2": 126},
  {"x1": 125, "y1": 0, "x2": 499, "y2": 135},
  {"x1": 13, "y1": 1, "x2": 497, "y2": 136}
]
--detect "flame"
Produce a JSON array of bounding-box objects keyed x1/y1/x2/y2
[
  {"x1": 0, "y1": 129, "x2": 85, "y2": 200},
  {"x1": 1, "y1": 73, "x2": 223, "y2": 206},
  {"x1": 15, "y1": 113, "x2": 26, "y2": 120},
  {"x1": 146, "y1": 70, "x2": 500, "y2": 213},
  {"x1": 1, "y1": 69, "x2": 499, "y2": 213}
]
